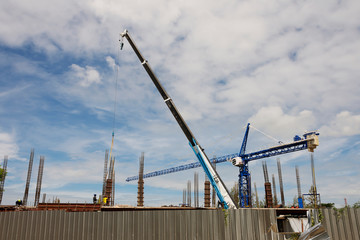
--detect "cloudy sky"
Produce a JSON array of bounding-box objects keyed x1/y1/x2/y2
[{"x1": 0, "y1": 0, "x2": 359, "y2": 207}]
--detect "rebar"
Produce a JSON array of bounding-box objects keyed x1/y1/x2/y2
[
  {"x1": 137, "y1": 152, "x2": 144, "y2": 207},
  {"x1": 262, "y1": 161, "x2": 269, "y2": 182},
  {"x1": 264, "y1": 182, "x2": 273, "y2": 208},
  {"x1": 295, "y1": 166, "x2": 302, "y2": 198},
  {"x1": 187, "y1": 180, "x2": 191, "y2": 207},
  {"x1": 112, "y1": 170, "x2": 115, "y2": 206},
  {"x1": 254, "y1": 182, "x2": 259, "y2": 208},
  {"x1": 272, "y1": 174, "x2": 278, "y2": 206},
  {"x1": 23, "y1": 149, "x2": 34, "y2": 206},
  {"x1": 106, "y1": 157, "x2": 115, "y2": 206},
  {"x1": 34, "y1": 156, "x2": 45, "y2": 206},
  {"x1": 277, "y1": 158, "x2": 285, "y2": 206},
  {"x1": 194, "y1": 172, "x2": 199, "y2": 207},
  {"x1": 262, "y1": 161, "x2": 272, "y2": 208},
  {"x1": 311, "y1": 153, "x2": 318, "y2": 208},
  {"x1": 183, "y1": 188, "x2": 186, "y2": 206},
  {"x1": 108, "y1": 157, "x2": 115, "y2": 180},
  {"x1": 204, "y1": 179, "x2": 210, "y2": 207},
  {"x1": 212, "y1": 157, "x2": 216, "y2": 207},
  {"x1": 105, "y1": 178, "x2": 113, "y2": 206},
  {"x1": 102, "y1": 150, "x2": 109, "y2": 197},
  {"x1": 0, "y1": 156, "x2": 8, "y2": 204}
]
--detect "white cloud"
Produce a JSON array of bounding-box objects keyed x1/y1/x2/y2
[
  {"x1": 69, "y1": 64, "x2": 102, "y2": 87},
  {"x1": 0, "y1": 130, "x2": 20, "y2": 160},
  {"x1": 106, "y1": 56, "x2": 116, "y2": 70},
  {"x1": 247, "y1": 106, "x2": 316, "y2": 140},
  {"x1": 320, "y1": 111, "x2": 360, "y2": 137}
]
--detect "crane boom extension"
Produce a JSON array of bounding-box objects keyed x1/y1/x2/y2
[
  {"x1": 126, "y1": 130, "x2": 318, "y2": 182},
  {"x1": 126, "y1": 153, "x2": 238, "y2": 182},
  {"x1": 121, "y1": 30, "x2": 236, "y2": 209}
]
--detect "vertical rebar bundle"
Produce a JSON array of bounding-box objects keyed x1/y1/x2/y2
[
  {"x1": 112, "y1": 170, "x2": 115, "y2": 206},
  {"x1": 187, "y1": 180, "x2": 191, "y2": 207},
  {"x1": 311, "y1": 153, "x2": 318, "y2": 208},
  {"x1": 272, "y1": 174, "x2": 278, "y2": 206},
  {"x1": 183, "y1": 189, "x2": 186, "y2": 206},
  {"x1": 34, "y1": 156, "x2": 45, "y2": 206},
  {"x1": 212, "y1": 157, "x2": 217, "y2": 207},
  {"x1": 111, "y1": 158, "x2": 115, "y2": 205},
  {"x1": 254, "y1": 182, "x2": 259, "y2": 208},
  {"x1": 23, "y1": 149, "x2": 34, "y2": 206},
  {"x1": 262, "y1": 161, "x2": 273, "y2": 208},
  {"x1": 0, "y1": 156, "x2": 8, "y2": 205},
  {"x1": 204, "y1": 174, "x2": 210, "y2": 207},
  {"x1": 102, "y1": 150, "x2": 109, "y2": 198},
  {"x1": 105, "y1": 157, "x2": 115, "y2": 206},
  {"x1": 137, "y1": 152, "x2": 144, "y2": 207},
  {"x1": 262, "y1": 161, "x2": 269, "y2": 182},
  {"x1": 105, "y1": 179, "x2": 112, "y2": 206},
  {"x1": 194, "y1": 172, "x2": 199, "y2": 207},
  {"x1": 277, "y1": 158, "x2": 285, "y2": 206},
  {"x1": 42, "y1": 193, "x2": 46, "y2": 203},
  {"x1": 295, "y1": 166, "x2": 302, "y2": 198},
  {"x1": 295, "y1": 165, "x2": 304, "y2": 208}
]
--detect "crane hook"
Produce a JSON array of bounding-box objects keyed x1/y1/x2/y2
[{"x1": 119, "y1": 35, "x2": 124, "y2": 50}]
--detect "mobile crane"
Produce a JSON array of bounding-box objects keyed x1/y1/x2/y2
[{"x1": 120, "y1": 30, "x2": 237, "y2": 209}]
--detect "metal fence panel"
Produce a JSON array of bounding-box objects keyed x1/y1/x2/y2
[
  {"x1": 321, "y1": 208, "x2": 360, "y2": 240},
  {"x1": 1, "y1": 208, "x2": 359, "y2": 239}
]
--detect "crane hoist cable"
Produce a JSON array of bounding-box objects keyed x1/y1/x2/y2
[
  {"x1": 249, "y1": 125, "x2": 283, "y2": 144},
  {"x1": 109, "y1": 37, "x2": 121, "y2": 162}
]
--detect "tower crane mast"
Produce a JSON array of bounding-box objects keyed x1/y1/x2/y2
[{"x1": 121, "y1": 30, "x2": 236, "y2": 209}]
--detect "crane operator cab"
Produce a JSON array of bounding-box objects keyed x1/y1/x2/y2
[
  {"x1": 303, "y1": 131, "x2": 319, "y2": 152},
  {"x1": 232, "y1": 157, "x2": 244, "y2": 167}
]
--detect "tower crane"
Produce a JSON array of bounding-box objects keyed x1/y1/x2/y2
[
  {"x1": 232, "y1": 124, "x2": 319, "y2": 208},
  {"x1": 126, "y1": 123, "x2": 319, "y2": 208},
  {"x1": 120, "y1": 30, "x2": 237, "y2": 209}
]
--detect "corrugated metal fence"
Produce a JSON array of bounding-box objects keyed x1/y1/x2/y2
[
  {"x1": 0, "y1": 208, "x2": 359, "y2": 240},
  {"x1": 321, "y1": 208, "x2": 360, "y2": 240},
  {"x1": 0, "y1": 209, "x2": 278, "y2": 240}
]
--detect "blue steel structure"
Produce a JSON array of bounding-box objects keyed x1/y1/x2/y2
[
  {"x1": 125, "y1": 153, "x2": 238, "y2": 182},
  {"x1": 126, "y1": 123, "x2": 319, "y2": 208},
  {"x1": 232, "y1": 124, "x2": 319, "y2": 208}
]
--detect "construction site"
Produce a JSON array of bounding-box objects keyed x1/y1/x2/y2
[{"x1": 0, "y1": 30, "x2": 359, "y2": 240}]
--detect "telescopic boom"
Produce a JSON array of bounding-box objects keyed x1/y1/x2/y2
[{"x1": 121, "y1": 30, "x2": 236, "y2": 209}]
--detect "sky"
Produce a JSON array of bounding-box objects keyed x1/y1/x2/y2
[{"x1": 0, "y1": 0, "x2": 360, "y2": 208}]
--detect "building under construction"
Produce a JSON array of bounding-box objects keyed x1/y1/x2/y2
[{"x1": 1, "y1": 29, "x2": 351, "y2": 240}]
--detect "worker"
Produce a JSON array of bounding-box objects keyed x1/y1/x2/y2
[
  {"x1": 103, "y1": 197, "x2": 108, "y2": 205},
  {"x1": 16, "y1": 199, "x2": 22, "y2": 206},
  {"x1": 93, "y1": 194, "x2": 97, "y2": 204}
]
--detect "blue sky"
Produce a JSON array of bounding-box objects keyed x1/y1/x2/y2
[{"x1": 1, "y1": 0, "x2": 360, "y2": 207}]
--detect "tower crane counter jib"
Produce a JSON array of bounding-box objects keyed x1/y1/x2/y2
[{"x1": 120, "y1": 30, "x2": 237, "y2": 209}]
